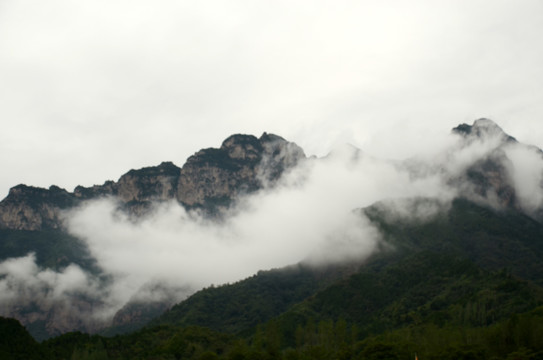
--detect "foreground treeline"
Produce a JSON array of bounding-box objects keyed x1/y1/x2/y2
[{"x1": 3, "y1": 307, "x2": 543, "y2": 360}]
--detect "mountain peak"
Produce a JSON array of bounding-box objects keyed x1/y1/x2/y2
[
  {"x1": 452, "y1": 118, "x2": 517, "y2": 143},
  {"x1": 220, "y1": 134, "x2": 263, "y2": 161}
]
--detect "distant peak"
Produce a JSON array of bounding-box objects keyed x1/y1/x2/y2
[
  {"x1": 452, "y1": 118, "x2": 517, "y2": 143},
  {"x1": 473, "y1": 118, "x2": 505, "y2": 133},
  {"x1": 220, "y1": 134, "x2": 261, "y2": 150}
]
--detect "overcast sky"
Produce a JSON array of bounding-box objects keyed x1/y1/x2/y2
[{"x1": 1, "y1": 0, "x2": 543, "y2": 199}]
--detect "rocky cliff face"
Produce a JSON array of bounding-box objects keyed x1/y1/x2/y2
[
  {"x1": 0, "y1": 132, "x2": 306, "y2": 339},
  {"x1": 0, "y1": 133, "x2": 305, "y2": 230},
  {"x1": 0, "y1": 185, "x2": 78, "y2": 231},
  {"x1": 177, "y1": 133, "x2": 305, "y2": 211},
  {"x1": 1, "y1": 122, "x2": 540, "y2": 230},
  {"x1": 452, "y1": 118, "x2": 517, "y2": 143}
]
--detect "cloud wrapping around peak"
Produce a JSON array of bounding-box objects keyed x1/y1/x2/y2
[
  {"x1": 63, "y1": 145, "x2": 457, "y2": 320},
  {"x1": 0, "y1": 252, "x2": 111, "y2": 333},
  {"x1": 2, "y1": 124, "x2": 543, "y2": 333},
  {"x1": 0, "y1": 253, "x2": 98, "y2": 303},
  {"x1": 503, "y1": 145, "x2": 543, "y2": 214}
]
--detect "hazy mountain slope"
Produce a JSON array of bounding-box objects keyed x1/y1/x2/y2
[
  {"x1": 151, "y1": 262, "x2": 360, "y2": 335},
  {"x1": 26, "y1": 199, "x2": 543, "y2": 359},
  {"x1": 0, "y1": 133, "x2": 305, "y2": 340},
  {"x1": 365, "y1": 198, "x2": 543, "y2": 283},
  {"x1": 4, "y1": 194, "x2": 543, "y2": 358},
  {"x1": 1, "y1": 118, "x2": 543, "y2": 342},
  {"x1": 152, "y1": 199, "x2": 543, "y2": 338},
  {"x1": 277, "y1": 252, "x2": 543, "y2": 339},
  {"x1": 0, "y1": 229, "x2": 97, "y2": 272}
]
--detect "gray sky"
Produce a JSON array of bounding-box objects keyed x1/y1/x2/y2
[{"x1": 1, "y1": 0, "x2": 543, "y2": 199}]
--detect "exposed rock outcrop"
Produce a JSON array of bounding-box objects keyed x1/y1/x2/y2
[
  {"x1": 116, "y1": 161, "x2": 181, "y2": 203},
  {"x1": 0, "y1": 185, "x2": 78, "y2": 230},
  {"x1": 177, "y1": 133, "x2": 305, "y2": 211},
  {"x1": 452, "y1": 118, "x2": 517, "y2": 143},
  {"x1": 0, "y1": 133, "x2": 305, "y2": 230}
]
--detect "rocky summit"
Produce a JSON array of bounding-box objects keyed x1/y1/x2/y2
[
  {"x1": 0, "y1": 133, "x2": 305, "y2": 231},
  {"x1": 3, "y1": 118, "x2": 543, "y2": 232},
  {"x1": 1, "y1": 120, "x2": 542, "y2": 231},
  {"x1": 0, "y1": 185, "x2": 77, "y2": 231}
]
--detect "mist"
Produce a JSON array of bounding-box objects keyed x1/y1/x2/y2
[
  {"x1": 60, "y1": 141, "x2": 458, "y2": 323},
  {"x1": 0, "y1": 253, "x2": 109, "y2": 332},
  {"x1": 2, "y1": 124, "x2": 543, "y2": 331},
  {"x1": 503, "y1": 145, "x2": 543, "y2": 214}
]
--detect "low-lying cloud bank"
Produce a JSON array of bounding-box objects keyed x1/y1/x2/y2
[
  {"x1": 0, "y1": 252, "x2": 109, "y2": 333},
  {"x1": 0, "y1": 253, "x2": 98, "y2": 305},
  {"x1": 62, "y1": 142, "x2": 455, "y2": 322},
  {"x1": 2, "y1": 123, "x2": 543, "y2": 332}
]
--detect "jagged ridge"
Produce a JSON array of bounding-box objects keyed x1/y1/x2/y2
[
  {"x1": 2, "y1": 118, "x2": 543, "y2": 341},
  {"x1": 0, "y1": 133, "x2": 305, "y2": 230}
]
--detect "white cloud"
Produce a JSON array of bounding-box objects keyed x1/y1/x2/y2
[
  {"x1": 0, "y1": 253, "x2": 106, "y2": 325},
  {"x1": 1, "y1": 1, "x2": 543, "y2": 198},
  {"x1": 504, "y1": 144, "x2": 543, "y2": 214},
  {"x1": 60, "y1": 127, "x2": 543, "y2": 323},
  {"x1": 61, "y1": 144, "x2": 457, "y2": 321}
]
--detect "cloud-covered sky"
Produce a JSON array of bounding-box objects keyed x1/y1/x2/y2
[{"x1": 1, "y1": 0, "x2": 543, "y2": 199}]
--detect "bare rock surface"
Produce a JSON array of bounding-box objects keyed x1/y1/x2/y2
[{"x1": 0, "y1": 133, "x2": 305, "y2": 230}]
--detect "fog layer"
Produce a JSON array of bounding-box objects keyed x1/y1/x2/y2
[{"x1": 2, "y1": 125, "x2": 543, "y2": 330}]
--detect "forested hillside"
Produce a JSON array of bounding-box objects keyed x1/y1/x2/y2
[{"x1": 4, "y1": 198, "x2": 543, "y2": 359}]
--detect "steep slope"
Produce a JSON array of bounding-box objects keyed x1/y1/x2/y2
[
  {"x1": 450, "y1": 119, "x2": 543, "y2": 218},
  {"x1": 277, "y1": 251, "x2": 543, "y2": 338},
  {"x1": 365, "y1": 198, "x2": 543, "y2": 283},
  {"x1": 0, "y1": 185, "x2": 78, "y2": 231},
  {"x1": 177, "y1": 133, "x2": 305, "y2": 213},
  {"x1": 151, "y1": 263, "x2": 359, "y2": 335},
  {"x1": 152, "y1": 199, "x2": 543, "y2": 335},
  {"x1": 33, "y1": 198, "x2": 543, "y2": 359}
]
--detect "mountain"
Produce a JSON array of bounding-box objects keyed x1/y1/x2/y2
[
  {"x1": 0, "y1": 132, "x2": 305, "y2": 231},
  {"x1": 0, "y1": 132, "x2": 306, "y2": 339},
  {"x1": 1, "y1": 118, "x2": 543, "y2": 350},
  {"x1": 148, "y1": 198, "x2": 543, "y2": 339},
  {"x1": 450, "y1": 119, "x2": 543, "y2": 220}
]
